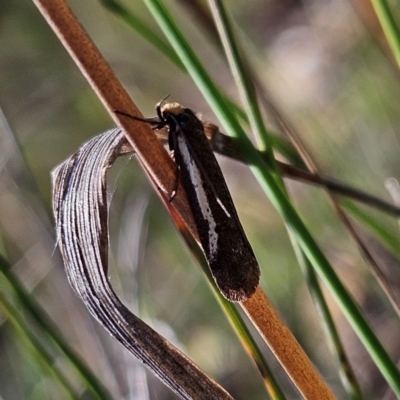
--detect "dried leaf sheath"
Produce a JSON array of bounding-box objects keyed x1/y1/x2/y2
[{"x1": 52, "y1": 128, "x2": 233, "y2": 400}]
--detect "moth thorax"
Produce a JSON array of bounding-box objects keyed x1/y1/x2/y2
[{"x1": 161, "y1": 102, "x2": 185, "y2": 116}]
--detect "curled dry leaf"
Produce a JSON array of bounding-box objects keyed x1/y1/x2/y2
[{"x1": 52, "y1": 128, "x2": 233, "y2": 400}]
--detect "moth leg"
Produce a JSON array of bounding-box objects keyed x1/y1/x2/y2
[{"x1": 169, "y1": 161, "x2": 180, "y2": 202}]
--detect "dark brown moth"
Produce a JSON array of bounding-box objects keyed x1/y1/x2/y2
[{"x1": 130, "y1": 100, "x2": 260, "y2": 302}]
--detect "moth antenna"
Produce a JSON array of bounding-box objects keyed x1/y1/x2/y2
[
  {"x1": 156, "y1": 95, "x2": 171, "y2": 121},
  {"x1": 115, "y1": 110, "x2": 166, "y2": 129}
]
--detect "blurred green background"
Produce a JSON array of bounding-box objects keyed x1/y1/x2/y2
[{"x1": 1, "y1": 0, "x2": 400, "y2": 398}]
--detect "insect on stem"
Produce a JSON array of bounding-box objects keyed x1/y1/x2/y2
[{"x1": 119, "y1": 100, "x2": 260, "y2": 302}]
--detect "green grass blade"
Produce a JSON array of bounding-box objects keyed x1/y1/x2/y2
[
  {"x1": 370, "y1": 0, "x2": 400, "y2": 68},
  {"x1": 207, "y1": 1, "x2": 362, "y2": 397},
  {"x1": 141, "y1": 0, "x2": 400, "y2": 394},
  {"x1": 344, "y1": 201, "x2": 400, "y2": 260},
  {"x1": 99, "y1": 0, "x2": 185, "y2": 70},
  {"x1": 0, "y1": 254, "x2": 112, "y2": 400},
  {"x1": 0, "y1": 288, "x2": 78, "y2": 399},
  {"x1": 207, "y1": 0, "x2": 273, "y2": 153}
]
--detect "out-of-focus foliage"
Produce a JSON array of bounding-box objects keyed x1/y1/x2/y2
[{"x1": 1, "y1": 0, "x2": 400, "y2": 398}]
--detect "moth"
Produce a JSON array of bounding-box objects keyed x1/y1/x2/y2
[{"x1": 122, "y1": 100, "x2": 260, "y2": 302}]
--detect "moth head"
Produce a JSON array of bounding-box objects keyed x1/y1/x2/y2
[
  {"x1": 161, "y1": 102, "x2": 185, "y2": 116},
  {"x1": 158, "y1": 101, "x2": 198, "y2": 128}
]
